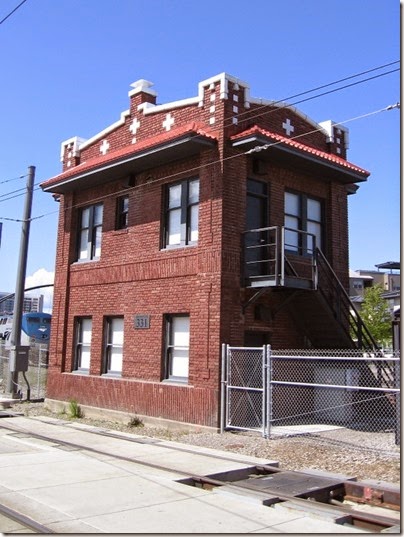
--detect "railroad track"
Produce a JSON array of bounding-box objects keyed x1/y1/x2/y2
[
  {"x1": 0, "y1": 504, "x2": 54, "y2": 533},
  {"x1": 0, "y1": 416, "x2": 400, "y2": 533}
]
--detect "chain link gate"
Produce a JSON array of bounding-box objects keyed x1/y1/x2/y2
[{"x1": 220, "y1": 344, "x2": 271, "y2": 438}]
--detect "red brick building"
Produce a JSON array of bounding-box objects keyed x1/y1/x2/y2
[{"x1": 41, "y1": 73, "x2": 370, "y2": 427}]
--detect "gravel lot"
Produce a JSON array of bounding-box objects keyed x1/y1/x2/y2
[{"x1": 16, "y1": 401, "x2": 400, "y2": 485}]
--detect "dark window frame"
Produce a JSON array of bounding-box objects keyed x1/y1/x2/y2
[
  {"x1": 102, "y1": 316, "x2": 124, "y2": 376},
  {"x1": 73, "y1": 317, "x2": 92, "y2": 373},
  {"x1": 246, "y1": 178, "x2": 269, "y2": 230},
  {"x1": 115, "y1": 195, "x2": 129, "y2": 230},
  {"x1": 77, "y1": 203, "x2": 103, "y2": 261},
  {"x1": 163, "y1": 178, "x2": 199, "y2": 249},
  {"x1": 284, "y1": 190, "x2": 324, "y2": 255},
  {"x1": 163, "y1": 314, "x2": 190, "y2": 383}
]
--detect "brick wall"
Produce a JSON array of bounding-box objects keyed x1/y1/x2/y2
[{"x1": 46, "y1": 74, "x2": 361, "y2": 426}]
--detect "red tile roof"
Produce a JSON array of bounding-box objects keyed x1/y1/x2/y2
[
  {"x1": 41, "y1": 122, "x2": 218, "y2": 189},
  {"x1": 231, "y1": 125, "x2": 370, "y2": 177}
]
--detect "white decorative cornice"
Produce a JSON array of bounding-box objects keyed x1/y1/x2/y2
[
  {"x1": 79, "y1": 110, "x2": 130, "y2": 150},
  {"x1": 319, "y1": 120, "x2": 349, "y2": 148},
  {"x1": 139, "y1": 72, "x2": 251, "y2": 116},
  {"x1": 60, "y1": 136, "x2": 87, "y2": 162}
]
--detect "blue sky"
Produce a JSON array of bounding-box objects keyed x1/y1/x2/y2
[{"x1": 0, "y1": 0, "x2": 400, "y2": 302}]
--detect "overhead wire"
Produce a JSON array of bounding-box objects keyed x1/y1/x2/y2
[
  {"x1": 25, "y1": 101, "x2": 399, "y2": 225},
  {"x1": 0, "y1": 173, "x2": 27, "y2": 186},
  {"x1": 0, "y1": 62, "x2": 399, "y2": 223},
  {"x1": 0, "y1": 62, "x2": 398, "y2": 203},
  {"x1": 243, "y1": 69, "x2": 399, "y2": 126},
  {"x1": 0, "y1": 0, "x2": 28, "y2": 26},
  {"x1": 0, "y1": 183, "x2": 42, "y2": 202},
  {"x1": 221, "y1": 60, "x2": 399, "y2": 128}
]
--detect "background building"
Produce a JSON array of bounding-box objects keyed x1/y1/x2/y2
[
  {"x1": 349, "y1": 261, "x2": 400, "y2": 317},
  {"x1": 0, "y1": 293, "x2": 44, "y2": 315}
]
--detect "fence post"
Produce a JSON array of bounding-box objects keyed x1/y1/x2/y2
[
  {"x1": 395, "y1": 357, "x2": 400, "y2": 445},
  {"x1": 38, "y1": 349, "x2": 42, "y2": 399},
  {"x1": 264, "y1": 344, "x2": 272, "y2": 439},
  {"x1": 220, "y1": 344, "x2": 227, "y2": 434}
]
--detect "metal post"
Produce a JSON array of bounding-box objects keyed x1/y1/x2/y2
[
  {"x1": 6, "y1": 166, "x2": 35, "y2": 396},
  {"x1": 220, "y1": 344, "x2": 227, "y2": 434},
  {"x1": 280, "y1": 228, "x2": 285, "y2": 286},
  {"x1": 264, "y1": 344, "x2": 272, "y2": 439},
  {"x1": 395, "y1": 358, "x2": 400, "y2": 445}
]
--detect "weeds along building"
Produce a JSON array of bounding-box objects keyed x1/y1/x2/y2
[{"x1": 41, "y1": 73, "x2": 370, "y2": 427}]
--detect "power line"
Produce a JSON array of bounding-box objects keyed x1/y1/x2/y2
[
  {"x1": 0, "y1": 184, "x2": 42, "y2": 203},
  {"x1": 1, "y1": 100, "x2": 398, "y2": 224},
  {"x1": 0, "y1": 61, "x2": 398, "y2": 203},
  {"x1": 0, "y1": 0, "x2": 28, "y2": 26},
  {"x1": 224, "y1": 60, "x2": 400, "y2": 128},
  {"x1": 0, "y1": 64, "x2": 399, "y2": 218},
  {"x1": 245, "y1": 104, "x2": 400, "y2": 155},
  {"x1": 237, "y1": 68, "x2": 399, "y2": 127},
  {"x1": 24, "y1": 101, "x2": 399, "y2": 225},
  {"x1": 0, "y1": 173, "x2": 27, "y2": 186}
]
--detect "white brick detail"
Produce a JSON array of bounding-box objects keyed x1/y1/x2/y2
[
  {"x1": 163, "y1": 113, "x2": 175, "y2": 131},
  {"x1": 100, "y1": 139, "x2": 110, "y2": 155},
  {"x1": 282, "y1": 118, "x2": 295, "y2": 137},
  {"x1": 129, "y1": 118, "x2": 140, "y2": 135}
]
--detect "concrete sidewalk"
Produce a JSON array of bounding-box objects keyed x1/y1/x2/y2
[{"x1": 0, "y1": 416, "x2": 383, "y2": 533}]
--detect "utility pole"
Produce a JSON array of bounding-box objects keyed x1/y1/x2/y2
[{"x1": 6, "y1": 165, "x2": 35, "y2": 397}]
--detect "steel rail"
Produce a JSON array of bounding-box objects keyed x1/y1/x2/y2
[
  {"x1": 0, "y1": 417, "x2": 400, "y2": 533},
  {"x1": 0, "y1": 502, "x2": 54, "y2": 533}
]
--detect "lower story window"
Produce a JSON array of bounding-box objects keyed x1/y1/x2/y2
[
  {"x1": 74, "y1": 317, "x2": 92, "y2": 372},
  {"x1": 164, "y1": 314, "x2": 190, "y2": 382},
  {"x1": 103, "y1": 317, "x2": 124, "y2": 375}
]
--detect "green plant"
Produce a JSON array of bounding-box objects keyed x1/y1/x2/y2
[
  {"x1": 360, "y1": 284, "x2": 392, "y2": 346},
  {"x1": 68, "y1": 399, "x2": 83, "y2": 419},
  {"x1": 128, "y1": 415, "x2": 144, "y2": 428}
]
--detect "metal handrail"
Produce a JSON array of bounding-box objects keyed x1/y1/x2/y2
[
  {"x1": 315, "y1": 248, "x2": 379, "y2": 350},
  {"x1": 243, "y1": 226, "x2": 317, "y2": 287}
]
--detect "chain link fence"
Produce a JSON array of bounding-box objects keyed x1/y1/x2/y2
[
  {"x1": 0, "y1": 342, "x2": 49, "y2": 400},
  {"x1": 221, "y1": 345, "x2": 400, "y2": 446},
  {"x1": 270, "y1": 349, "x2": 399, "y2": 433}
]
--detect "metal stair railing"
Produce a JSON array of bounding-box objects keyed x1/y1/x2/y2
[
  {"x1": 315, "y1": 248, "x2": 394, "y2": 387},
  {"x1": 315, "y1": 248, "x2": 377, "y2": 349}
]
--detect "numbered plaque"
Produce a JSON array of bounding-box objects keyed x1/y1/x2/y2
[{"x1": 134, "y1": 315, "x2": 150, "y2": 329}]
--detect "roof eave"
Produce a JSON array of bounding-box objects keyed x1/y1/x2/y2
[
  {"x1": 232, "y1": 135, "x2": 369, "y2": 184},
  {"x1": 42, "y1": 134, "x2": 216, "y2": 194}
]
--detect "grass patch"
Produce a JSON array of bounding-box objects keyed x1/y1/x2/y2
[
  {"x1": 68, "y1": 399, "x2": 83, "y2": 419},
  {"x1": 128, "y1": 415, "x2": 144, "y2": 428}
]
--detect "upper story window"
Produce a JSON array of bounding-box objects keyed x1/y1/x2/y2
[
  {"x1": 116, "y1": 195, "x2": 129, "y2": 230},
  {"x1": 284, "y1": 191, "x2": 323, "y2": 255},
  {"x1": 78, "y1": 204, "x2": 103, "y2": 261},
  {"x1": 164, "y1": 178, "x2": 199, "y2": 248},
  {"x1": 74, "y1": 317, "x2": 92, "y2": 373}
]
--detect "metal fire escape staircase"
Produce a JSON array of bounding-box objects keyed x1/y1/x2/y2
[{"x1": 242, "y1": 226, "x2": 394, "y2": 387}]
